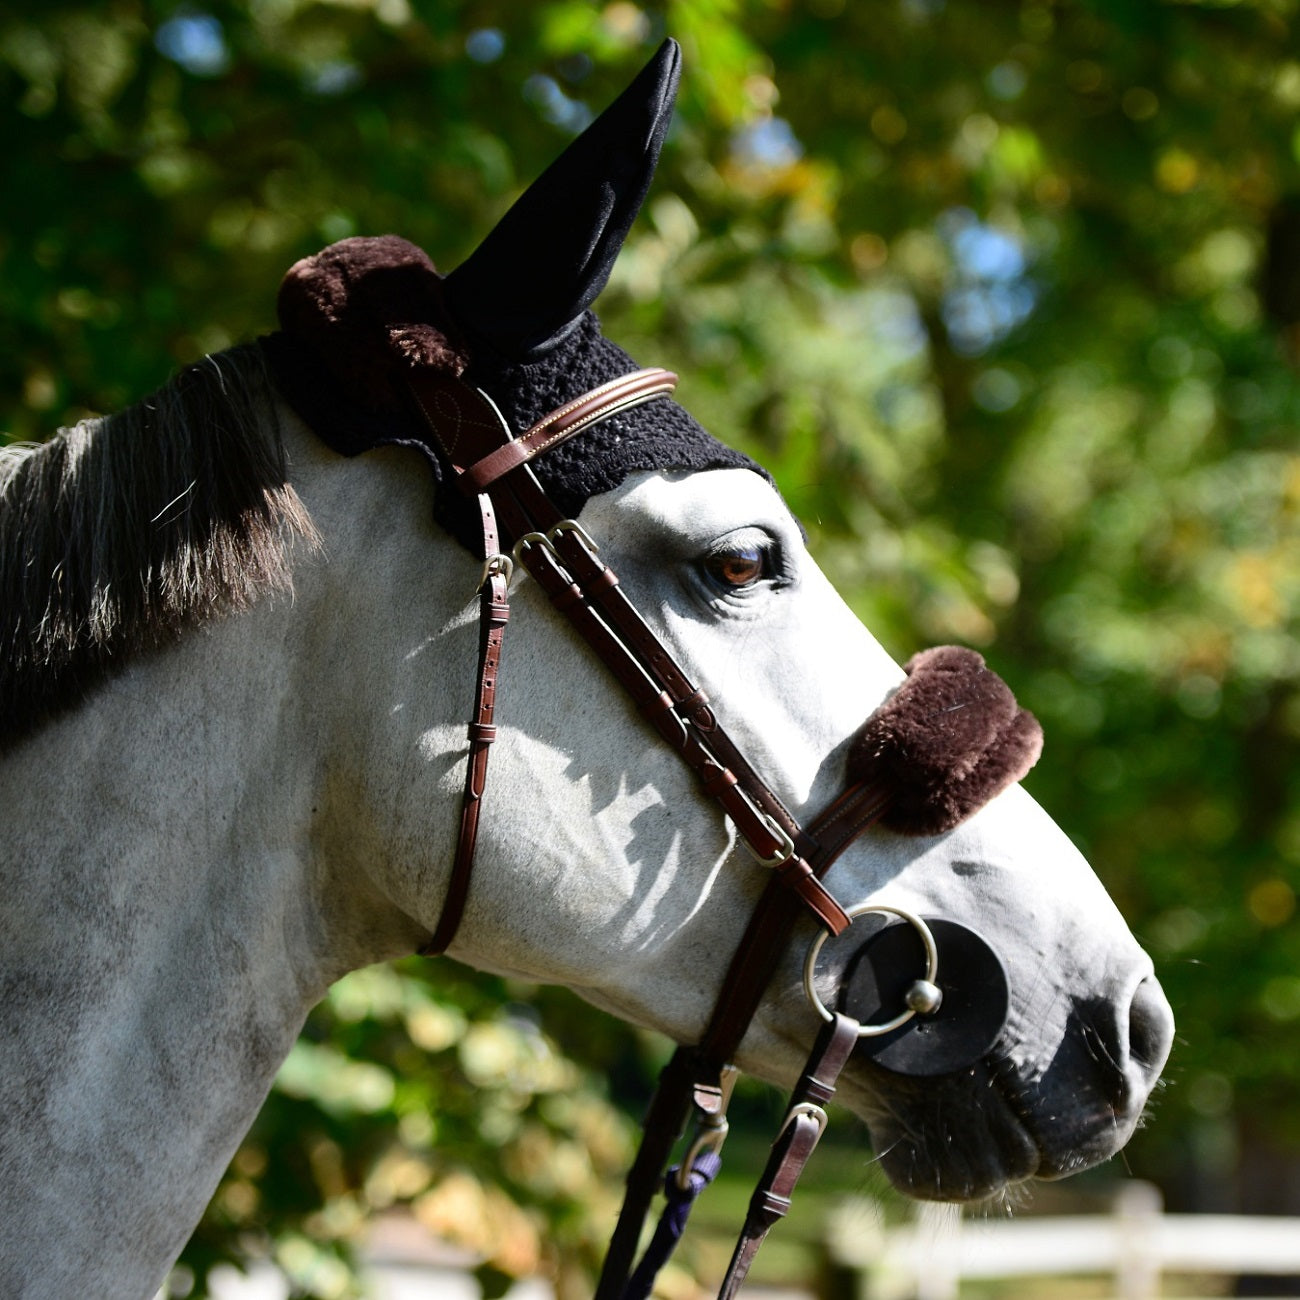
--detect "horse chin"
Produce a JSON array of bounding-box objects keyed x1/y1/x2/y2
[{"x1": 860, "y1": 1065, "x2": 1040, "y2": 1203}]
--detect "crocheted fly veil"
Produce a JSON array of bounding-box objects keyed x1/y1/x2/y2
[{"x1": 263, "y1": 37, "x2": 1044, "y2": 835}]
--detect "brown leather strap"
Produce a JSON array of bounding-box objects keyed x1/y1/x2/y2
[
  {"x1": 403, "y1": 372, "x2": 535, "y2": 958},
  {"x1": 459, "y1": 368, "x2": 678, "y2": 494},
  {"x1": 806, "y1": 779, "x2": 892, "y2": 876},
  {"x1": 408, "y1": 370, "x2": 518, "y2": 474},
  {"x1": 674, "y1": 784, "x2": 894, "y2": 1097},
  {"x1": 716, "y1": 1013, "x2": 859, "y2": 1300},
  {"x1": 594, "y1": 1045, "x2": 710, "y2": 1300},
  {"x1": 597, "y1": 784, "x2": 897, "y2": 1298},
  {"x1": 420, "y1": 492, "x2": 511, "y2": 957},
  {"x1": 509, "y1": 525, "x2": 851, "y2": 933},
  {"x1": 544, "y1": 521, "x2": 819, "y2": 861},
  {"x1": 592, "y1": 785, "x2": 895, "y2": 1297}
]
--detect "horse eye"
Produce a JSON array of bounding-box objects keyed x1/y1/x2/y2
[{"x1": 703, "y1": 547, "x2": 768, "y2": 590}]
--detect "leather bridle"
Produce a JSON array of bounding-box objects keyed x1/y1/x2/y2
[{"x1": 401, "y1": 365, "x2": 1006, "y2": 1298}]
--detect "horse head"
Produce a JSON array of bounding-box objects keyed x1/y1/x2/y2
[{"x1": 268, "y1": 39, "x2": 1173, "y2": 1206}]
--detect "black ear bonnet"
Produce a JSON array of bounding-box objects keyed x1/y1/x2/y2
[{"x1": 261, "y1": 40, "x2": 761, "y2": 554}]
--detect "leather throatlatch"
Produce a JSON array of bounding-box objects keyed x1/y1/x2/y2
[{"x1": 414, "y1": 368, "x2": 687, "y2": 955}]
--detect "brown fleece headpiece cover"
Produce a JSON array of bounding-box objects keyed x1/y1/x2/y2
[
  {"x1": 271, "y1": 234, "x2": 468, "y2": 424},
  {"x1": 849, "y1": 646, "x2": 1044, "y2": 835}
]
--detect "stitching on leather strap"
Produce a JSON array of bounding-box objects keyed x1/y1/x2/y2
[{"x1": 458, "y1": 368, "x2": 677, "y2": 494}]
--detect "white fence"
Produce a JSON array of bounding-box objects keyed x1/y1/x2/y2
[
  {"x1": 826, "y1": 1183, "x2": 1300, "y2": 1299},
  {"x1": 168, "y1": 1185, "x2": 1300, "y2": 1300}
]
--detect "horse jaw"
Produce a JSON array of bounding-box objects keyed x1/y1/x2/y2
[{"x1": 439, "y1": 466, "x2": 1173, "y2": 1203}]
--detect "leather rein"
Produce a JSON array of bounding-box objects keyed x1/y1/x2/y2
[{"x1": 404, "y1": 366, "x2": 960, "y2": 1298}]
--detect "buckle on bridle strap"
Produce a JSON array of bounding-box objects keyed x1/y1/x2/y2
[
  {"x1": 776, "y1": 1099, "x2": 828, "y2": 1144},
  {"x1": 476, "y1": 552, "x2": 514, "y2": 593},
  {"x1": 740, "y1": 805, "x2": 796, "y2": 869}
]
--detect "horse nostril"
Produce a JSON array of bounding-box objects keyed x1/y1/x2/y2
[
  {"x1": 1079, "y1": 975, "x2": 1175, "y2": 1114},
  {"x1": 1128, "y1": 974, "x2": 1175, "y2": 1081}
]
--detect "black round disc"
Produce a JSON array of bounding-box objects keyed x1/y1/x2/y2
[{"x1": 836, "y1": 917, "x2": 1010, "y2": 1077}]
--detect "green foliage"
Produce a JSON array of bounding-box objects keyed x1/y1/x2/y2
[
  {"x1": 173, "y1": 959, "x2": 645, "y2": 1298},
  {"x1": 7, "y1": 0, "x2": 1300, "y2": 1290}
]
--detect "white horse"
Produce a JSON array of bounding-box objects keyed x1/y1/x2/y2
[{"x1": 0, "y1": 41, "x2": 1172, "y2": 1300}]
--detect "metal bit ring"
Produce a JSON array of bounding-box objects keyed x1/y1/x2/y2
[{"x1": 803, "y1": 903, "x2": 941, "y2": 1038}]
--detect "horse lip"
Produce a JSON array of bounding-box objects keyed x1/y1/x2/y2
[
  {"x1": 858, "y1": 1056, "x2": 1044, "y2": 1201},
  {"x1": 983, "y1": 1046, "x2": 1132, "y2": 1184},
  {"x1": 802, "y1": 1015, "x2": 1140, "y2": 1200},
  {"x1": 874, "y1": 1014, "x2": 1160, "y2": 1194},
  {"x1": 985, "y1": 1053, "x2": 1051, "y2": 1177}
]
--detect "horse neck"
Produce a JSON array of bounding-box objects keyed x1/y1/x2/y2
[{"x1": 0, "y1": 411, "x2": 442, "y2": 1296}]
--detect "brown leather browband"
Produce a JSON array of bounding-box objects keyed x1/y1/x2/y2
[
  {"x1": 457, "y1": 368, "x2": 680, "y2": 494},
  {"x1": 404, "y1": 363, "x2": 900, "y2": 1298}
]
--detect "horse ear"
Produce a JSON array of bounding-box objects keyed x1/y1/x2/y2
[{"x1": 442, "y1": 38, "x2": 681, "y2": 358}]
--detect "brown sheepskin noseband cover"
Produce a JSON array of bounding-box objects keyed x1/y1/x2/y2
[
  {"x1": 261, "y1": 236, "x2": 761, "y2": 554},
  {"x1": 849, "y1": 646, "x2": 1044, "y2": 835}
]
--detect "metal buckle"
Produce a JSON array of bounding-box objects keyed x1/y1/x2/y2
[
  {"x1": 777, "y1": 1100, "x2": 828, "y2": 1143},
  {"x1": 732, "y1": 788, "x2": 797, "y2": 868},
  {"x1": 676, "y1": 1065, "x2": 739, "y2": 1190},
  {"x1": 748, "y1": 818, "x2": 795, "y2": 869},
  {"x1": 547, "y1": 518, "x2": 600, "y2": 554},
  {"x1": 476, "y1": 553, "x2": 514, "y2": 593},
  {"x1": 802, "y1": 903, "x2": 941, "y2": 1038},
  {"x1": 512, "y1": 520, "x2": 601, "y2": 572},
  {"x1": 511, "y1": 530, "x2": 555, "y2": 565}
]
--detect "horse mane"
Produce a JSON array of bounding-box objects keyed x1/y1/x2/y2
[{"x1": 0, "y1": 342, "x2": 320, "y2": 747}]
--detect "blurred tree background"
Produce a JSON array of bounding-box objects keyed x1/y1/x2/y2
[{"x1": 4, "y1": 0, "x2": 1300, "y2": 1295}]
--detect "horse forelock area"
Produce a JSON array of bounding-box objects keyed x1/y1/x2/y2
[{"x1": 0, "y1": 343, "x2": 320, "y2": 747}]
